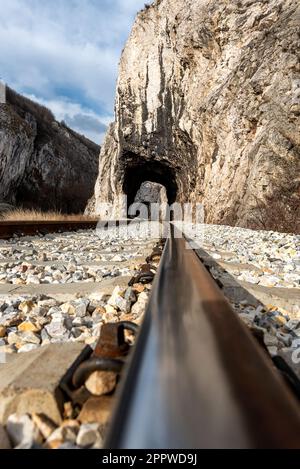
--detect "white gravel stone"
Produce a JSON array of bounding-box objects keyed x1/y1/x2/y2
[
  {"x1": 276, "y1": 331, "x2": 292, "y2": 347},
  {"x1": 0, "y1": 230, "x2": 159, "y2": 355},
  {"x1": 76, "y1": 423, "x2": 101, "y2": 448},
  {"x1": 291, "y1": 338, "x2": 300, "y2": 349},
  {"x1": 18, "y1": 343, "x2": 40, "y2": 353},
  {"x1": 286, "y1": 319, "x2": 300, "y2": 331},
  {"x1": 73, "y1": 299, "x2": 89, "y2": 317},
  {"x1": 267, "y1": 346, "x2": 278, "y2": 357},
  {"x1": 6, "y1": 414, "x2": 39, "y2": 448},
  {"x1": 264, "y1": 333, "x2": 279, "y2": 347},
  {"x1": 45, "y1": 320, "x2": 68, "y2": 338},
  {"x1": 38, "y1": 299, "x2": 57, "y2": 308},
  {"x1": 131, "y1": 292, "x2": 149, "y2": 318},
  {"x1": 20, "y1": 331, "x2": 41, "y2": 345},
  {"x1": 108, "y1": 287, "x2": 131, "y2": 313},
  {"x1": 47, "y1": 425, "x2": 78, "y2": 444}
]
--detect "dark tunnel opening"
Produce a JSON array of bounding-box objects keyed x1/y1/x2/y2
[{"x1": 122, "y1": 159, "x2": 178, "y2": 212}]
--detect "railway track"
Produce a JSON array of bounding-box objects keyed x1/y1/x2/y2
[
  {"x1": 0, "y1": 220, "x2": 299, "y2": 449},
  {"x1": 0, "y1": 219, "x2": 146, "y2": 240},
  {"x1": 105, "y1": 224, "x2": 300, "y2": 449},
  {"x1": 0, "y1": 220, "x2": 98, "y2": 240}
]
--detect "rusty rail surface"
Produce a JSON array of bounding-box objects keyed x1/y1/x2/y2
[
  {"x1": 0, "y1": 219, "x2": 150, "y2": 239},
  {"x1": 0, "y1": 220, "x2": 99, "y2": 239},
  {"x1": 105, "y1": 225, "x2": 300, "y2": 449}
]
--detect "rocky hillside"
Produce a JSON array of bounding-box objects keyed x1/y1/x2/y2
[
  {"x1": 91, "y1": 0, "x2": 300, "y2": 232},
  {"x1": 0, "y1": 87, "x2": 100, "y2": 214}
]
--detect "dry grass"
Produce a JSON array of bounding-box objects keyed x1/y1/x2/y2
[{"x1": 1, "y1": 209, "x2": 97, "y2": 222}]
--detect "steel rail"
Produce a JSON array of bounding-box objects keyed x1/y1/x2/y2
[
  {"x1": 0, "y1": 219, "x2": 141, "y2": 239},
  {"x1": 0, "y1": 220, "x2": 98, "y2": 239},
  {"x1": 105, "y1": 225, "x2": 300, "y2": 449}
]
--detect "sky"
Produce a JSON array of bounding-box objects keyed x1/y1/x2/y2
[{"x1": 0, "y1": 0, "x2": 148, "y2": 144}]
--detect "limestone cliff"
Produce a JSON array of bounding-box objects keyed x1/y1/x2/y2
[
  {"x1": 92, "y1": 0, "x2": 300, "y2": 231},
  {"x1": 0, "y1": 88, "x2": 99, "y2": 213}
]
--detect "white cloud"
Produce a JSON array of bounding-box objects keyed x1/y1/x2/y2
[
  {"x1": 0, "y1": 0, "x2": 148, "y2": 142},
  {"x1": 25, "y1": 93, "x2": 111, "y2": 144}
]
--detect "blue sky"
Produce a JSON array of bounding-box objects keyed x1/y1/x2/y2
[{"x1": 0, "y1": 0, "x2": 148, "y2": 143}]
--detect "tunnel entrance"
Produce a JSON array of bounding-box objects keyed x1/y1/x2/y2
[
  {"x1": 122, "y1": 159, "x2": 178, "y2": 211},
  {"x1": 130, "y1": 181, "x2": 168, "y2": 220}
]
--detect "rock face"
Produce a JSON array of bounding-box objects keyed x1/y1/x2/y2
[
  {"x1": 132, "y1": 181, "x2": 168, "y2": 219},
  {"x1": 134, "y1": 181, "x2": 167, "y2": 205},
  {"x1": 91, "y1": 0, "x2": 300, "y2": 231},
  {"x1": 0, "y1": 87, "x2": 100, "y2": 213}
]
